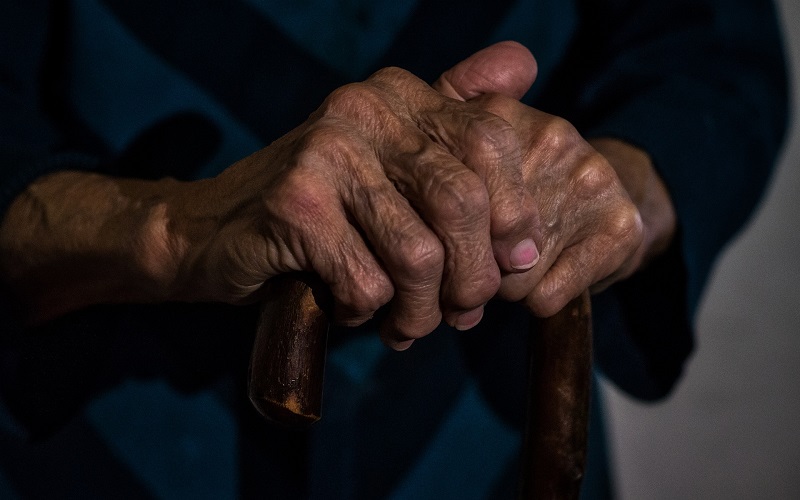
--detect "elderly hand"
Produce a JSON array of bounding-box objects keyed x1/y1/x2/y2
[
  {"x1": 2, "y1": 42, "x2": 673, "y2": 349},
  {"x1": 435, "y1": 42, "x2": 675, "y2": 318},
  {"x1": 165, "y1": 54, "x2": 543, "y2": 349}
]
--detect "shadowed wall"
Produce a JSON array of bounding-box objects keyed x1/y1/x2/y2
[{"x1": 605, "y1": 1, "x2": 800, "y2": 497}]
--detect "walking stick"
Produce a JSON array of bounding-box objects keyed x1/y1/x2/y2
[
  {"x1": 520, "y1": 290, "x2": 592, "y2": 499},
  {"x1": 248, "y1": 277, "x2": 592, "y2": 499}
]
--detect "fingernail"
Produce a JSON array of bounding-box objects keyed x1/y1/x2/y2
[
  {"x1": 455, "y1": 306, "x2": 484, "y2": 331},
  {"x1": 510, "y1": 238, "x2": 539, "y2": 270},
  {"x1": 391, "y1": 339, "x2": 415, "y2": 351},
  {"x1": 380, "y1": 324, "x2": 416, "y2": 351}
]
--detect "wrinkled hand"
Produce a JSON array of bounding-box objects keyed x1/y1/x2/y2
[
  {"x1": 171, "y1": 55, "x2": 540, "y2": 349},
  {"x1": 435, "y1": 43, "x2": 646, "y2": 318},
  {"x1": 484, "y1": 99, "x2": 643, "y2": 317},
  {"x1": 0, "y1": 43, "x2": 659, "y2": 333}
]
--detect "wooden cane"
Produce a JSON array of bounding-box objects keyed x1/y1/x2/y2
[
  {"x1": 248, "y1": 278, "x2": 592, "y2": 499},
  {"x1": 520, "y1": 290, "x2": 592, "y2": 499},
  {"x1": 248, "y1": 275, "x2": 329, "y2": 427}
]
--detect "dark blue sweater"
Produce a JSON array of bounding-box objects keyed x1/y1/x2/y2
[{"x1": 0, "y1": 0, "x2": 788, "y2": 498}]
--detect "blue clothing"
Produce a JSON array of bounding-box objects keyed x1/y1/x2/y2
[{"x1": 0, "y1": 0, "x2": 788, "y2": 498}]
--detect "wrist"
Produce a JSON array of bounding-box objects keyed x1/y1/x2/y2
[
  {"x1": 0, "y1": 172, "x2": 203, "y2": 323},
  {"x1": 589, "y1": 138, "x2": 677, "y2": 267}
]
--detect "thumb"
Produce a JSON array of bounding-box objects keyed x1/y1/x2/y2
[{"x1": 433, "y1": 41, "x2": 537, "y2": 101}]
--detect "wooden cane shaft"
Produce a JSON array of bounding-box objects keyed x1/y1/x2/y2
[
  {"x1": 249, "y1": 278, "x2": 592, "y2": 499},
  {"x1": 519, "y1": 290, "x2": 592, "y2": 499},
  {"x1": 248, "y1": 276, "x2": 329, "y2": 427}
]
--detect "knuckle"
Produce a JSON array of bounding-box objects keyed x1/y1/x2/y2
[
  {"x1": 536, "y1": 116, "x2": 578, "y2": 153},
  {"x1": 368, "y1": 66, "x2": 415, "y2": 89},
  {"x1": 322, "y1": 81, "x2": 387, "y2": 119},
  {"x1": 571, "y1": 155, "x2": 616, "y2": 196},
  {"x1": 612, "y1": 203, "x2": 644, "y2": 247},
  {"x1": 429, "y1": 170, "x2": 490, "y2": 224},
  {"x1": 270, "y1": 170, "x2": 328, "y2": 222},
  {"x1": 354, "y1": 281, "x2": 393, "y2": 314},
  {"x1": 491, "y1": 195, "x2": 536, "y2": 240},
  {"x1": 299, "y1": 122, "x2": 345, "y2": 152},
  {"x1": 475, "y1": 92, "x2": 518, "y2": 113},
  {"x1": 396, "y1": 235, "x2": 445, "y2": 280},
  {"x1": 449, "y1": 265, "x2": 501, "y2": 309},
  {"x1": 295, "y1": 122, "x2": 367, "y2": 173},
  {"x1": 466, "y1": 113, "x2": 519, "y2": 159},
  {"x1": 337, "y1": 275, "x2": 393, "y2": 323}
]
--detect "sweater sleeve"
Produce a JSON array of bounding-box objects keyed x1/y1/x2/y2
[{"x1": 536, "y1": 0, "x2": 789, "y2": 399}]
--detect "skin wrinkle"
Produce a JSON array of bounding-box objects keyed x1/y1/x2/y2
[
  {"x1": 360, "y1": 198, "x2": 440, "y2": 281},
  {"x1": 276, "y1": 83, "x2": 456, "y2": 336},
  {"x1": 341, "y1": 138, "x2": 446, "y2": 329},
  {"x1": 315, "y1": 231, "x2": 384, "y2": 322},
  {"x1": 136, "y1": 202, "x2": 188, "y2": 296},
  {"x1": 392, "y1": 76, "x2": 539, "y2": 290},
  {"x1": 386, "y1": 140, "x2": 486, "y2": 235},
  {"x1": 349, "y1": 176, "x2": 443, "y2": 290},
  {"x1": 474, "y1": 96, "x2": 645, "y2": 311},
  {"x1": 394, "y1": 155, "x2": 496, "y2": 314},
  {"x1": 0, "y1": 42, "x2": 666, "y2": 340},
  {"x1": 413, "y1": 103, "x2": 518, "y2": 169},
  {"x1": 316, "y1": 192, "x2": 395, "y2": 323}
]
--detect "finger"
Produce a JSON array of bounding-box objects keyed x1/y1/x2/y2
[
  {"x1": 259, "y1": 131, "x2": 399, "y2": 327},
  {"x1": 380, "y1": 131, "x2": 500, "y2": 328},
  {"x1": 522, "y1": 237, "x2": 619, "y2": 318},
  {"x1": 270, "y1": 185, "x2": 396, "y2": 327},
  {"x1": 432, "y1": 40, "x2": 538, "y2": 102},
  {"x1": 344, "y1": 158, "x2": 448, "y2": 348},
  {"x1": 292, "y1": 119, "x2": 448, "y2": 347},
  {"x1": 321, "y1": 76, "x2": 506, "y2": 326},
  {"x1": 421, "y1": 94, "x2": 541, "y2": 273},
  {"x1": 519, "y1": 204, "x2": 642, "y2": 317},
  {"x1": 431, "y1": 45, "x2": 541, "y2": 272}
]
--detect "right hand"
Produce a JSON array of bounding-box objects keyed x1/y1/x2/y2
[{"x1": 167, "y1": 62, "x2": 539, "y2": 349}]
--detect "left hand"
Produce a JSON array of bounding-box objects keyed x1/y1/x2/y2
[
  {"x1": 435, "y1": 42, "x2": 674, "y2": 317},
  {"x1": 484, "y1": 99, "x2": 643, "y2": 317}
]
